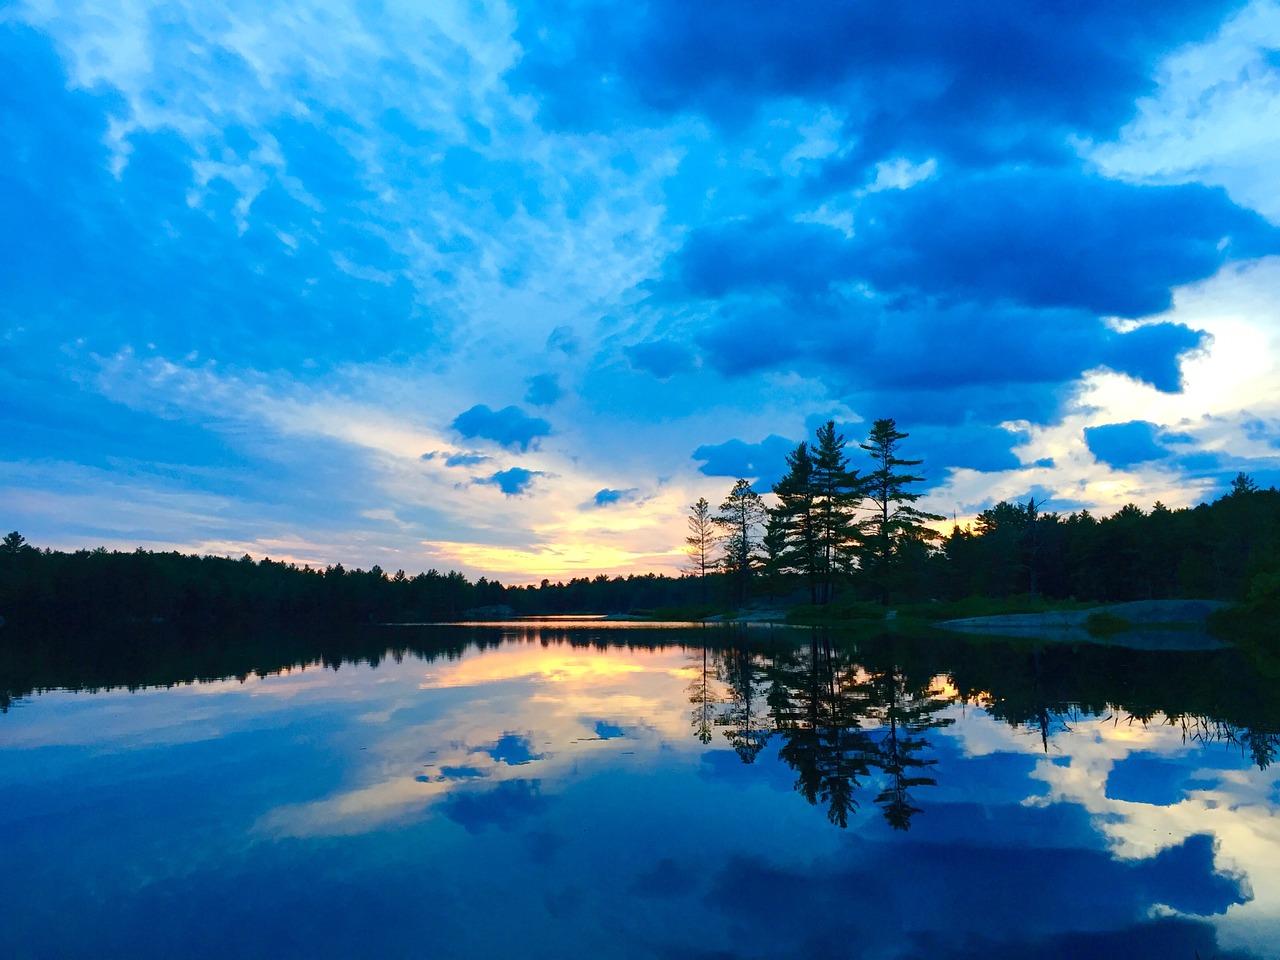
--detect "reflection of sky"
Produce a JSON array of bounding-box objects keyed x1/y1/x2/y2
[{"x1": 1, "y1": 638, "x2": 1277, "y2": 959}]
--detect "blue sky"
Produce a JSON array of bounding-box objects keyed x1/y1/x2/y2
[{"x1": 4, "y1": 0, "x2": 1280, "y2": 581}]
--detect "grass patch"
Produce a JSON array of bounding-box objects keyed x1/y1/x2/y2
[{"x1": 895, "y1": 595, "x2": 1093, "y2": 623}]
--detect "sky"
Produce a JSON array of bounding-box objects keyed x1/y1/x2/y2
[{"x1": 3, "y1": 0, "x2": 1280, "y2": 583}]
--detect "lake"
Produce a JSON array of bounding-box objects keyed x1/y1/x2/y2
[{"x1": 2, "y1": 621, "x2": 1278, "y2": 959}]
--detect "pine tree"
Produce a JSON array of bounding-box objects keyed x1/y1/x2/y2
[
  {"x1": 684, "y1": 497, "x2": 717, "y2": 602},
  {"x1": 772, "y1": 441, "x2": 819, "y2": 602},
  {"x1": 811, "y1": 421, "x2": 863, "y2": 603},
  {"x1": 760, "y1": 506, "x2": 791, "y2": 600},
  {"x1": 859, "y1": 419, "x2": 944, "y2": 604},
  {"x1": 714, "y1": 479, "x2": 766, "y2": 607}
]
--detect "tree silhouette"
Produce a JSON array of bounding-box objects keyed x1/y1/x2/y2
[
  {"x1": 812, "y1": 422, "x2": 863, "y2": 604},
  {"x1": 685, "y1": 497, "x2": 718, "y2": 602},
  {"x1": 714, "y1": 479, "x2": 766, "y2": 607},
  {"x1": 772, "y1": 441, "x2": 820, "y2": 602},
  {"x1": 860, "y1": 419, "x2": 944, "y2": 604}
]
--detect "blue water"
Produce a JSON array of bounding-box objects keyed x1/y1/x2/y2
[{"x1": 2, "y1": 625, "x2": 1277, "y2": 959}]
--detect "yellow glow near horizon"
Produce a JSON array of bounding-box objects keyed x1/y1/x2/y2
[{"x1": 422, "y1": 538, "x2": 685, "y2": 582}]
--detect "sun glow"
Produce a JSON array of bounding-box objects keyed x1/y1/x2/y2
[{"x1": 421, "y1": 538, "x2": 684, "y2": 582}]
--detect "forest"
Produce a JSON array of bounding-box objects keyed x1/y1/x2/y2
[{"x1": 2, "y1": 418, "x2": 1279, "y2": 631}]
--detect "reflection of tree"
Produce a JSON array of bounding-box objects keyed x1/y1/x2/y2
[
  {"x1": 974, "y1": 647, "x2": 1093, "y2": 751},
  {"x1": 859, "y1": 662, "x2": 955, "y2": 831},
  {"x1": 767, "y1": 637, "x2": 866, "y2": 827},
  {"x1": 1247, "y1": 728, "x2": 1280, "y2": 770},
  {"x1": 1164, "y1": 714, "x2": 1280, "y2": 771},
  {"x1": 766, "y1": 635, "x2": 953, "y2": 829},
  {"x1": 715, "y1": 644, "x2": 772, "y2": 763},
  {"x1": 967, "y1": 645, "x2": 1280, "y2": 773},
  {"x1": 687, "y1": 646, "x2": 720, "y2": 744}
]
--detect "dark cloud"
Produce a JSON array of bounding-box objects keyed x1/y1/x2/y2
[
  {"x1": 690, "y1": 296, "x2": 1205, "y2": 432},
  {"x1": 674, "y1": 218, "x2": 854, "y2": 300},
  {"x1": 478, "y1": 467, "x2": 543, "y2": 496},
  {"x1": 668, "y1": 180, "x2": 1228, "y2": 427},
  {"x1": 924, "y1": 917, "x2": 1258, "y2": 960},
  {"x1": 444, "y1": 452, "x2": 491, "y2": 467},
  {"x1": 525, "y1": 372, "x2": 563, "y2": 407},
  {"x1": 672, "y1": 175, "x2": 1278, "y2": 320},
  {"x1": 421, "y1": 451, "x2": 491, "y2": 467},
  {"x1": 1085, "y1": 421, "x2": 1169, "y2": 469},
  {"x1": 692, "y1": 434, "x2": 797, "y2": 488},
  {"x1": 1103, "y1": 322, "x2": 1206, "y2": 392},
  {"x1": 694, "y1": 305, "x2": 809, "y2": 377},
  {"x1": 513, "y1": 1, "x2": 1238, "y2": 164},
  {"x1": 888, "y1": 423, "x2": 1025, "y2": 481},
  {"x1": 623, "y1": 339, "x2": 697, "y2": 380},
  {"x1": 452, "y1": 404, "x2": 551, "y2": 451},
  {"x1": 592, "y1": 488, "x2": 638, "y2": 507},
  {"x1": 847, "y1": 172, "x2": 1280, "y2": 319}
]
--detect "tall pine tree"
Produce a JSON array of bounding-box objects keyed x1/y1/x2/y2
[
  {"x1": 859, "y1": 419, "x2": 943, "y2": 604},
  {"x1": 684, "y1": 497, "x2": 717, "y2": 602},
  {"x1": 772, "y1": 441, "x2": 820, "y2": 602},
  {"x1": 811, "y1": 421, "x2": 863, "y2": 604},
  {"x1": 714, "y1": 479, "x2": 766, "y2": 607}
]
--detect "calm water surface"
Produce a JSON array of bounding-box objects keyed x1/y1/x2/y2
[{"x1": 2, "y1": 623, "x2": 1279, "y2": 959}]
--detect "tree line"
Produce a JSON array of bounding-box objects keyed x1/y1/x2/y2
[
  {"x1": 0, "y1": 530, "x2": 712, "y2": 629},
  {"x1": 3, "y1": 415, "x2": 1279, "y2": 630},
  {"x1": 687, "y1": 420, "x2": 1280, "y2": 612}
]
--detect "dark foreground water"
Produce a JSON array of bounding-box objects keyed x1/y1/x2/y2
[{"x1": 2, "y1": 621, "x2": 1279, "y2": 959}]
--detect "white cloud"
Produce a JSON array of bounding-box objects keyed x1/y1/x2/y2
[
  {"x1": 864, "y1": 156, "x2": 937, "y2": 193},
  {"x1": 1088, "y1": 0, "x2": 1280, "y2": 223}
]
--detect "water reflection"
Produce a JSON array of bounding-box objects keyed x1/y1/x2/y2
[{"x1": 2, "y1": 622, "x2": 1279, "y2": 959}]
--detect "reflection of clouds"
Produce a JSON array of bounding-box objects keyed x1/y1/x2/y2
[
  {"x1": 10, "y1": 635, "x2": 1280, "y2": 957},
  {"x1": 1025, "y1": 713, "x2": 1280, "y2": 957},
  {"x1": 255, "y1": 776, "x2": 451, "y2": 838},
  {"x1": 418, "y1": 645, "x2": 650, "y2": 688},
  {"x1": 939, "y1": 701, "x2": 1280, "y2": 954},
  {"x1": 471, "y1": 732, "x2": 545, "y2": 765},
  {"x1": 442, "y1": 779, "x2": 549, "y2": 834},
  {"x1": 943, "y1": 702, "x2": 1054, "y2": 759},
  {"x1": 254, "y1": 645, "x2": 703, "y2": 837},
  {"x1": 0, "y1": 672, "x2": 347, "y2": 750}
]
